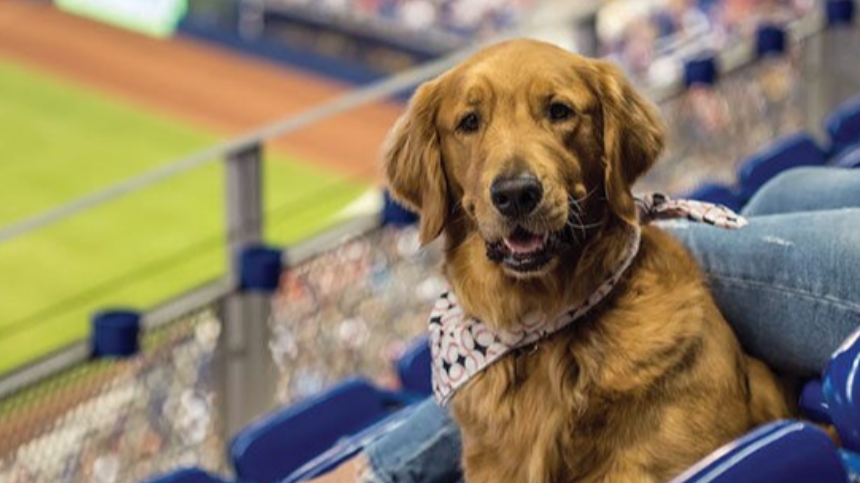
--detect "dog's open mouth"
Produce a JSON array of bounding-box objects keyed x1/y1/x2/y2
[{"x1": 486, "y1": 227, "x2": 559, "y2": 273}]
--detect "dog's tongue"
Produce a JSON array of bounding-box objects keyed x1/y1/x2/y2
[{"x1": 504, "y1": 230, "x2": 545, "y2": 254}]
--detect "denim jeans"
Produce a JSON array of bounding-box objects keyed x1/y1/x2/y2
[{"x1": 361, "y1": 167, "x2": 860, "y2": 483}]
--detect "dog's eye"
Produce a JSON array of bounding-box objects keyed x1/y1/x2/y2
[
  {"x1": 457, "y1": 112, "x2": 480, "y2": 133},
  {"x1": 548, "y1": 102, "x2": 574, "y2": 122}
]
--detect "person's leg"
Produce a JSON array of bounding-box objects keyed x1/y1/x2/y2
[
  {"x1": 307, "y1": 398, "x2": 462, "y2": 483},
  {"x1": 665, "y1": 208, "x2": 860, "y2": 376},
  {"x1": 361, "y1": 399, "x2": 462, "y2": 483},
  {"x1": 741, "y1": 167, "x2": 860, "y2": 216}
]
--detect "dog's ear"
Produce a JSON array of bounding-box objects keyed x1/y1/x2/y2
[
  {"x1": 383, "y1": 80, "x2": 448, "y2": 245},
  {"x1": 593, "y1": 60, "x2": 665, "y2": 224}
]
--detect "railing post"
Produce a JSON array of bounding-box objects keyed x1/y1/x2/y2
[
  {"x1": 808, "y1": 0, "x2": 857, "y2": 138},
  {"x1": 225, "y1": 144, "x2": 263, "y2": 263},
  {"x1": 215, "y1": 144, "x2": 279, "y2": 438},
  {"x1": 803, "y1": 21, "x2": 828, "y2": 139},
  {"x1": 520, "y1": 0, "x2": 600, "y2": 56},
  {"x1": 574, "y1": 8, "x2": 599, "y2": 58}
]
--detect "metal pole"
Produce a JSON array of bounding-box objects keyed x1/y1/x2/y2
[
  {"x1": 225, "y1": 144, "x2": 264, "y2": 264},
  {"x1": 519, "y1": 0, "x2": 601, "y2": 55},
  {"x1": 215, "y1": 144, "x2": 278, "y2": 437},
  {"x1": 574, "y1": 7, "x2": 599, "y2": 58},
  {"x1": 802, "y1": 27, "x2": 829, "y2": 140}
]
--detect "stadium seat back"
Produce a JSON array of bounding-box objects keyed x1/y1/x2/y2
[
  {"x1": 230, "y1": 378, "x2": 404, "y2": 483},
  {"x1": 282, "y1": 404, "x2": 423, "y2": 483},
  {"x1": 685, "y1": 183, "x2": 742, "y2": 212},
  {"x1": 823, "y1": 326, "x2": 860, "y2": 452},
  {"x1": 668, "y1": 420, "x2": 848, "y2": 483},
  {"x1": 798, "y1": 379, "x2": 832, "y2": 424},
  {"x1": 826, "y1": 95, "x2": 860, "y2": 155},
  {"x1": 142, "y1": 468, "x2": 229, "y2": 483},
  {"x1": 397, "y1": 336, "x2": 432, "y2": 396},
  {"x1": 737, "y1": 133, "x2": 826, "y2": 201}
]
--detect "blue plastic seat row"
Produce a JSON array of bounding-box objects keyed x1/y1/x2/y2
[
  {"x1": 286, "y1": 420, "x2": 856, "y2": 483},
  {"x1": 687, "y1": 132, "x2": 827, "y2": 209},
  {"x1": 688, "y1": 93, "x2": 860, "y2": 209},
  {"x1": 230, "y1": 377, "x2": 420, "y2": 483}
]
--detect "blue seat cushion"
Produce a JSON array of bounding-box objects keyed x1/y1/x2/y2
[
  {"x1": 826, "y1": 95, "x2": 860, "y2": 156},
  {"x1": 230, "y1": 378, "x2": 411, "y2": 483},
  {"x1": 737, "y1": 133, "x2": 825, "y2": 202}
]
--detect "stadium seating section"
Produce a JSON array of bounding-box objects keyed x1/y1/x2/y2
[{"x1": 141, "y1": 91, "x2": 860, "y2": 483}]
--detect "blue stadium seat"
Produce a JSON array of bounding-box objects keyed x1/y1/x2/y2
[
  {"x1": 832, "y1": 142, "x2": 860, "y2": 168},
  {"x1": 230, "y1": 378, "x2": 413, "y2": 483},
  {"x1": 822, "y1": 326, "x2": 860, "y2": 453},
  {"x1": 840, "y1": 450, "x2": 860, "y2": 481},
  {"x1": 397, "y1": 336, "x2": 432, "y2": 396},
  {"x1": 826, "y1": 95, "x2": 860, "y2": 156},
  {"x1": 798, "y1": 379, "x2": 832, "y2": 424},
  {"x1": 668, "y1": 420, "x2": 848, "y2": 483},
  {"x1": 737, "y1": 133, "x2": 826, "y2": 202},
  {"x1": 685, "y1": 183, "x2": 743, "y2": 212},
  {"x1": 142, "y1": 468, "x2": 230, "y2": 483},
  {"x1": 282, "y1": 403, "x2": 423, "y2": 483},
  {"x1": 382, "y1": 189, "x2": 419, "y2": 226}
]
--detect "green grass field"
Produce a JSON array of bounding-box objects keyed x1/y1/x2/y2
[{"x1": 0, "y1": 60, "x2": 368, "y2": 373}]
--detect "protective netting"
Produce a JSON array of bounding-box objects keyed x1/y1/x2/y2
[
  {"x1": 269, "y1": 225, "x2": 443, "y2": 403},
  {"x1": 0, "y1": 309, "x2": 225, "y2": 483}
]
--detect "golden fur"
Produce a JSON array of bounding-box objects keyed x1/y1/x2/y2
[{"x1": 384, "y1": 39, "x2": 790, "y2": 483}]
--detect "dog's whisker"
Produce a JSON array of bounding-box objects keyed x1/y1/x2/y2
[
  {"x1": 572, "y1": 186, "x2": 598, "y2": 204},
  {"x1": 568, "y1": 221, "x2": 604, "y2": 230},
  {"x1": 567, "y1": 187, "x2": 599, "y2": 216},
  {"x1": 568, "y1": 210, "x2": 590, "y2": 239}
]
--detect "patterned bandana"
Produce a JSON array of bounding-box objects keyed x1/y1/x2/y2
[{"x1": 429, "y1": 193, "x2": 747, "y2": 405}]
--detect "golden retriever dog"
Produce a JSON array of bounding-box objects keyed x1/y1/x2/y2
[{"x1": 383, "y1": 39, "x2": 790, "y2": 483}]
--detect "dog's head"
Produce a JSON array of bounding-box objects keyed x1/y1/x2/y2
[{"x1": 385, "y1": 39, "x2": 664, "y2": 281}]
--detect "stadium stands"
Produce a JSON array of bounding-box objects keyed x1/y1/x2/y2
[{"x1": 4, "y1": 2, "x2": 860, "y2": 483}]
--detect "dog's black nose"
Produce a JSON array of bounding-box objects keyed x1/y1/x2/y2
[{"x1": 490, "y1": 176, "x2": 543, "y2": 218}]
